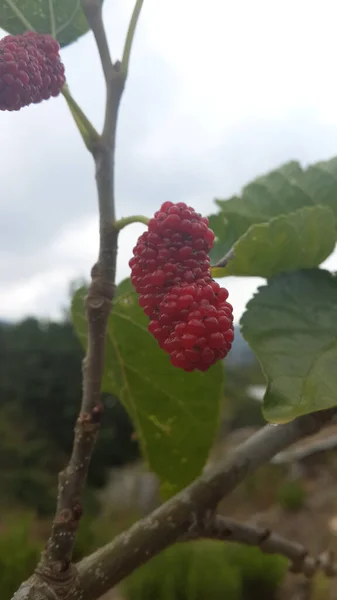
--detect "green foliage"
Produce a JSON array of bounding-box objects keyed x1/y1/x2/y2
[
  {"x1": 0, "y1": 404, "x2": 57, "y2": 515},
  {"x1": 0, "y1": 0, "x2": 89, "y2": 47},
  {"x1": 0, "y1": 317, "x2": 138, "y2": 512},
  {"x1": 311, "y1": 573, "x2": 331, "y2": 600},
  {"x1": 209, "y1": 158, "x2": 337, "y2": 269},
  {"x1": 186, "y1": 541, "x2": 242, "y2": 600},
  {"x1": 124, "y1": 540, "x2": 286, "y2": 600},
  {"x1": 240, "y1": 269, "x2": 337, "y2": 423},
  {"x1": 226, "y1": 544, "x2": 287, "y2": 600},
  {"x1": 212, "y1": 206, "x2": 335, "y2": 278},
  {"x1": 0, "y1": 511, "x2": 43, "y2": 600},
  {"x1": 277, "y1": 481, "x2": 307, "y2": 512},
  {"x1": 222, "y1": 364, "x2": 266, "y2": 431},
  {"x1": 72, "y1": 281, "x2": 225, "y2": 499}
]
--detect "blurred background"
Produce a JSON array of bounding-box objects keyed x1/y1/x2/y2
[{"x1": 2, "y1": 1, "x2": 337, "y2": 598}]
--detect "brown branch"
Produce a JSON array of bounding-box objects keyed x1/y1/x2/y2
[
  {"x1": 12, "y1": 3, "x2": 146, "y2": 599},
  {"x1": 32, "y1": 0, "x2": 125, "y2": 588},
  {"x1": 76, "y1": 408, "x2": 335, "y2": 600},
  {"x1": 183, "y1": 515, "x2": 337, "y2": 578}
]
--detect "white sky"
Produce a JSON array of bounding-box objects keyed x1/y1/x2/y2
[{"x1": 1, "y1": 0, "x2": 337, "y2": 322}]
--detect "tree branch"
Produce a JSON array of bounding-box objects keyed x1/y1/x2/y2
[
  {"x1": 273, "y1": 433, "x2": 337, "y2": 466},
  {"x1": 76, "y1": 408, "x2": 335, "y2": 600},
  {"x1": 12, "y1": 3, "x2": 145, "y2": 599},
  {"x1": 183, "y1": 515, "x2": 337, "y2": 578},
  {"x1": 30, "y1": 0, "x2": 126, "y2": 588}
]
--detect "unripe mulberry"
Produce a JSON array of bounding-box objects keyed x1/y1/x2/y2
[
  {"x1": 129, "y1": 201, "x2": 234, "y2": 372},
  {"x1": 0, "y1": 31, "x2": 65, "y2": 111}
]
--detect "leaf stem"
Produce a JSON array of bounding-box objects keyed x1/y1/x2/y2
[
  {"x1": 115, "y1": 215, "x2": 149, "y2": 230},
  {"x1": 121, "y1": 0, "x2": 145, "y2": 76},
  {"x1": 61, "y1": 84, "x2": 100, "y2": 152}
]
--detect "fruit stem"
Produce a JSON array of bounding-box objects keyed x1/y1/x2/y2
[{"x1": 115, "y1": 215, "x2": 149, "y2": 230}]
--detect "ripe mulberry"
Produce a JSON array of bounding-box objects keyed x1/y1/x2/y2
[
  {"x1": 129, "y1": 201, "x2": 234, "y2": 372},
  {"x1": 0, "y1": 31, "x2": 65, "y2": 111}
]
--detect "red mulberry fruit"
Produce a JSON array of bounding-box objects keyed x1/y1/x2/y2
[
  {"x1": 0, "y1": 31, "x2": 65, "y2": 111},
  {"x1": 129, "y1": 201, "x2": 234, "y2": 372}
]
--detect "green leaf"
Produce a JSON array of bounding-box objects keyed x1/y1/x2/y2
[
  {"x1": 240, "y1": 269, "x2": 337, "y2": 424},
  {"x1": 212, "y1": 206, "x2": 336, "y2": 279},
  {"x1": 0, "y1": 0, "x2": 89, "y2": 47},
  {"x1": 114, "y1": 277, "x2": 134, "y2": 299},
  {"x1": 71, "y1": 280, "x2": 225, "y2": 498},
  {"x1": 209, "y1": 210, "x2": 251, "y2": 264},
  {"x1": 210, "y1": 157, "x2": 337, "y2": 264}
]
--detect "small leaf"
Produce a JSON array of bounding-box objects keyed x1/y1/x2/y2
[
  {"x1": 71, "y1": 281, "x2": 225, "y2": 497},
  {"x1": 209, "y1": 157, "x2": 337, "y2": 265},
  {"x1": 240, "y1": 269, "x2": 337, "y2": 423},
  {"x1": 212, "y1": 206, "x2": 336, "y2": 278},
  {"x1": 0, "y1": 0, "x2": 89, "y2": 47}
]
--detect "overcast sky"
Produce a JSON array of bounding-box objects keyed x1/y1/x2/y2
[{"x1": 1, "y1": 0, "x2": 337, "y2": 322}]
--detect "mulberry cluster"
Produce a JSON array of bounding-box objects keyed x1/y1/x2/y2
[
  {"x1": 0, "y1": 31, "x2": 65, "y2": 111},
  {"x1": 129, "y1": 202, "x2": 234, "y2": 372}
]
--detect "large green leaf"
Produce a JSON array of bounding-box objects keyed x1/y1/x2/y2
[
  {"x1": 240, "y1": 269, "x2": 337, "y2": 424},
  {"x1": 210, "y1": 157, "x2": 337, "y2": 264},
  {"x1": 211, "y1": 206, "x2": 336, "y2": 279},
  {"x1": 0, "y1": 1, "x2": 89, "y2": 47},
  {"x1": 71, "y1": 280, "x2": 225, "y2": 498}
]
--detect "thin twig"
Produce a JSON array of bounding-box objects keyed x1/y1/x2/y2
[
  {"x1": 273, "y1": 433, "x2": 337, "y2": 465},
  {"x1": 76, "y1": 409, "x2": 336, "y2": 600},
  {"x1": 121, "y1": 0, "x2": 144, "y2": 75},
  {"x1": 183, "y1": 515, "x2": 337, "y2": 578}
]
